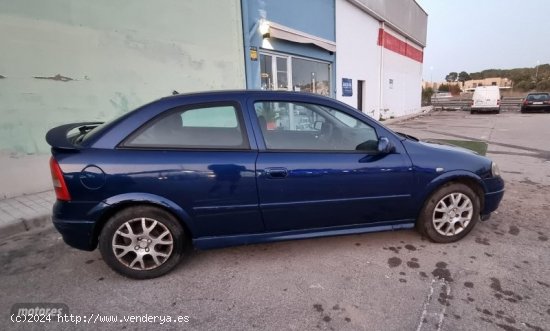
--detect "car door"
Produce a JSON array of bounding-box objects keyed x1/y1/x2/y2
[
  {"x1": 117, "y1": 100, "x2": 263, "y2": 237},
  {"x1": 249, "y1": 98, "x2": 414, "y2": 232}
]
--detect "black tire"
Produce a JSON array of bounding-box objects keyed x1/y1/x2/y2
[
  {"x1": 99, "y1": 206, "x2": 188, "y2": 279},
  {"x1": 417, "y1": 183, "x2": 480, "y2": 243},
  {"x1": 470, "y1": 109, "x2": 476, "y2": 114}
]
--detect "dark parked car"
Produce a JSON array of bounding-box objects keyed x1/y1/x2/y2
[
  {"x1": 521, "y1": 92, "x2": 550, "y2": 113},
  {"x1": 46, "y1": 91, "x2": 505, "y2": 278}
]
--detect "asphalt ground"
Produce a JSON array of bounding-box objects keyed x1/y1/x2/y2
[{"x1": 1, "y1": 110, "x2": 549, "y2": 331}]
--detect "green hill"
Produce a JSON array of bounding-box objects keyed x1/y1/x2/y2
[{"x1": 469, "y1": 64, "x2": 550, "y2": 91}]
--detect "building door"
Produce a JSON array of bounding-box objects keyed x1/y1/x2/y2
[
  {"x1": 357, "y1": 80, "x2": 365, "y2": 111},
  {"x1": 260, "y1": 53, "x2": 290, "y2": 91}
]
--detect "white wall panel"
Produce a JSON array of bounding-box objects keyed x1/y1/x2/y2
[{"x1": 336, "y1": 0, "x2": 381, "y2": 118}]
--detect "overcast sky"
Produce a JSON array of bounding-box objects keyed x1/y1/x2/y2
[{"x1": 415, "y1": 0, "x2": 550, "y2": 81}]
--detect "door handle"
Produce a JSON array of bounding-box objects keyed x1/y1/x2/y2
[{"x1": 265, "y1": 167, "x2": 288, "y2": 179}]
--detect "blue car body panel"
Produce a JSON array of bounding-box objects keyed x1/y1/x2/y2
[{"x1": 46, "y1": 90, "x2": 505, "y2": 251}]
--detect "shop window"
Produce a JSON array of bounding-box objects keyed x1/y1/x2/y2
[
  {"x1": 259, "y1": 52, "x2": 331, "y2": 96},
  {"x1": 291, "y1": 58, "x2": 330, "y2": 96}
]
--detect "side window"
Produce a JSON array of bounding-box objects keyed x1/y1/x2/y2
[
  {"x1": 180, "y1": 106, "x2": 238, "y2": 127},
  {"x1": 124, "y1": 104, "x2": 248, "y2": 149},
  {"x1": 254, "y1": 102, "x2": 378, "y2": 151}
]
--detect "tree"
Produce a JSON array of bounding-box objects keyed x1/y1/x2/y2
[
  {"x1": 458, "y1": 71, "x2": 471, "y2": 83},
  {"x1": 422, "y1": 87, "x2": 434, "y2": 105},
  {"x1": 470, "y1": 72, "x2": 483, "y2": 80},
  {"x1": 465, "y1": 63, "x2": 550, "y2": 92},
  {"x1": 438, "y1": 84, "x2": 450, "y2": 92},
  {"x1": 514, "y1": 81, "x2": 535, "y2": 91},
  {"x1": 449, "y1": 84, "x2": 462, "y2": 96},
  {"x1": 445, "y1": 72, "x2": 458, "y2": 82},
  {"x1": 536, "y1": 79, "x2": 550, "y2": 91}
]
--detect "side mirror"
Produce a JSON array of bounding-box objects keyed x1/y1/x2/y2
[{"x1": 377, "y1": 137, "x2": 395, "y2": 154}]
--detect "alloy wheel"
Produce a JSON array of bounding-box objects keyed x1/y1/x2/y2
[
  {"x1": 111, "y1": 217, "x2": 174, "y2": 270},
  {"x1": 432, "y1": 193, "x2": 474, "y2": 236}
]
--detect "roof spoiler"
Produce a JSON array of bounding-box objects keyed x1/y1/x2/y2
[{"x1": 45, "y1": 122, "x2": 103, "y2": 150}]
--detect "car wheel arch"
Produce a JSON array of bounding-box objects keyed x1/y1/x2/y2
[
  {"x1": 418, "y1": 172, "x2": 486, "y2": 218},
  {"x1": 92, "y1": 197, "x2": 195, "y2": 249}
]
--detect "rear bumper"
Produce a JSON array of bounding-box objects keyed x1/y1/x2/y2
[
  {"x1": 471, "y1": 107, "x2": 500, "y2": 112},
  {"x1": 53, "y1": 218, "x2": 96, "y2": 251},
  {"x1": 52, "y1": 200, "x2": 107, "y2": 251},
  {"x1": 521, "y1": 105, "x2": 550, "y2": 112}
]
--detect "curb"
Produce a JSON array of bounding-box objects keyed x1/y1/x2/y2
[
  {"x1": 382, "y1": 106, "x2": 434, "y2": 125},
  {"x1": 0, "y1": 214, "x2": 52, "y2": 240}
]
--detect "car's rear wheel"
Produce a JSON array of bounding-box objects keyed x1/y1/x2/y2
[
  {"x1": 417, "y1": 183, "x2": 480, "y2": 243},
  {"x1": 99, "y1": 206, "x2": 187, "y2": 279}
]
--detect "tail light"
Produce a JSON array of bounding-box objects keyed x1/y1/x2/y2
[
  {"x1": 544, "y1": 100, "x2": 550, "y2": 105},
  {"x1": 49, "y1": 157, "x2": 71, "y2": 201},
  {"x1": 523, "y1": 100, "x2": 529, "y2": 105},
  {"x1": 469, "y1": 100, "x2": 473, "y2": 106}
]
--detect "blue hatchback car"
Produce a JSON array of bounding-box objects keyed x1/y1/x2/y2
[{"x1": 46, "y1": 91, "x2": 504, "y2": 278}]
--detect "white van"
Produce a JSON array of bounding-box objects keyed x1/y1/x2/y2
[{"x1": 470, "y1": 86, "x2": 501, "y2": 114}]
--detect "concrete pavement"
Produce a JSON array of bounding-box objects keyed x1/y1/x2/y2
[{"x1": 0, "y1": 190, "x2": 54, "y2": 239}]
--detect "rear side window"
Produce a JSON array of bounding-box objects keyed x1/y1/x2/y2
[
  {"x1": 180, "y1": 106, "x2": 238, "y2": 127},
  {"x1": 123, "y1": 104, "x2": 249, "y2": 149}
]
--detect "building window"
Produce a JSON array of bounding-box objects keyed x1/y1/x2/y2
[{"x1": 260, "y1": 52, "x2": 331, "y2": 96}]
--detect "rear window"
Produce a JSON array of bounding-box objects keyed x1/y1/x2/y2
[{"x1": 526, "y1": 93, "x2": 550, "y2": 101}]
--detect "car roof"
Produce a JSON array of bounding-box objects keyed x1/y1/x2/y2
[{"x1": 159, "y1": 89, "x2": 336, "y2": 103}]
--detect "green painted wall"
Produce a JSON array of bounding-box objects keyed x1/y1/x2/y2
[
  {"x1": 0, "y1": 0, "x2": 246, "y2": 155},
  {"x1": 0, "y1": 0, "x2": 246, "y2": 198}
]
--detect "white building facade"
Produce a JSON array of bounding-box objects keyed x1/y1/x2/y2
[{"x1": 336, "y1": 0, "x2": 427, "y2": 120}]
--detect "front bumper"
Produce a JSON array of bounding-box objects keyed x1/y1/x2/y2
[
  {"x1": 482, "y1": 188, "x2": 505, "y2": 215},
  {"x1": 481, "y1": 176, "x2": 505, "y2": 216}
]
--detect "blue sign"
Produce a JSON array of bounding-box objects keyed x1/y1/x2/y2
[{"x1": 342, "y1": 78, "x2": 353, "y2": 97}]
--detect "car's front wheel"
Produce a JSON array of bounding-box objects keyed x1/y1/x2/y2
[
  {"x1": 99, "y1": 206, "x2": 187, "y2": 279},
  {"x1": 417, "y1": 183, "x2": 480, "y2": 243}
]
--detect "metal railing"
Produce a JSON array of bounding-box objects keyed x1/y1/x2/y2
[{"x1": 430, "y1": 96, "x2": 524, "y2": 111}]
